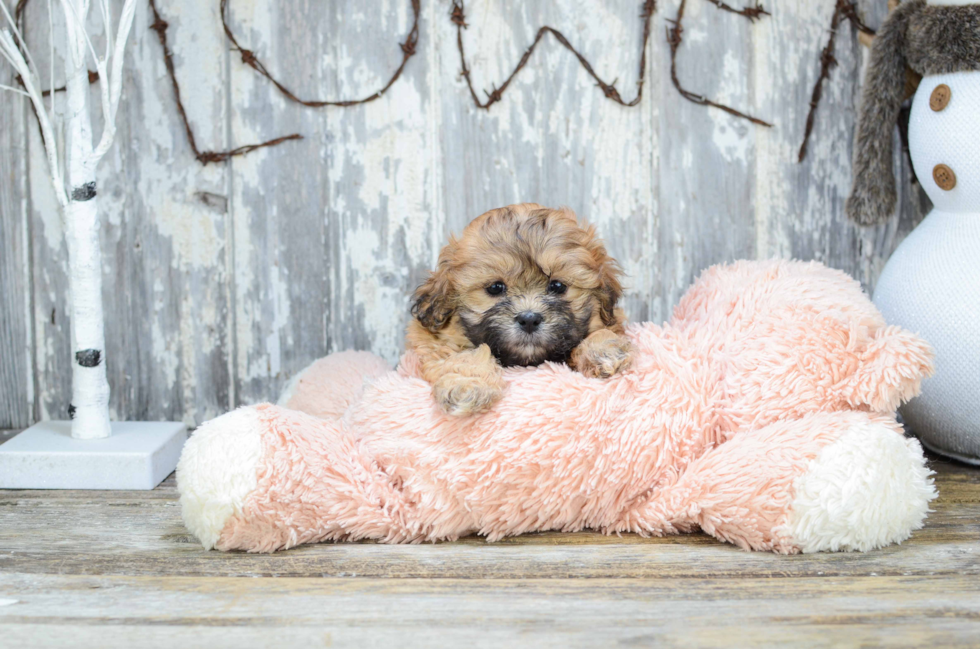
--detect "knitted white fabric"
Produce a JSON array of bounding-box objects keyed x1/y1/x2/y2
[
  {"x1": 873, "y1": 71, "x2": 980, "y2": 463},
  {"x1": 908, "y1": 72, "x2": 980, "y2": 214}
]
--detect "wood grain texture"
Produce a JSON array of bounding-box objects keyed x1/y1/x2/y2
[
  {"x1": 20, "y1": 0, "x2": 233, "y2": 425},
  {"x1": 0, "y1": 456, "x2": 977, "y2": 579},
  {"x1": 0, "y1": 66, "x2": 33, "y2": 429},
  {"x1": 752, "y1": 0, "x2": 925, "y2": 287},
  {"x1": 1, "y1": 0, "x2": 925, "y2": 425},
  {"x1": 436, "y1": 0, "x2": 659, "y2": 318},
  {"x1": 658, "y1": 0, "x2": 758, "y2": 313},
  {"x1": 226, "y1": 0, "x2": 438, "y2": 404},
  {"x1": 1, "y1": 574, "x2": 979, "y2": 649},
  {"x1": 0, "y1": 456, "x2": 977, "y2": 648}
]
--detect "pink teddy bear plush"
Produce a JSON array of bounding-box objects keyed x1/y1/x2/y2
[{"x1": 178, "y1": 260, "x2": 937, "y2": 554}]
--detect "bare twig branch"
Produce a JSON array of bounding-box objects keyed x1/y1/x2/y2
[
  {"x1": 147, "y1": 0, "x2": 302, "y2": 164},
  {"x1": 0, "y1": 26, "x2": 67, "y2": 205},
  {"x1": 838, "y1": 0, "x2": 875, "y2": 36},
  {"x1": 703, "y1": 0, "x2": 769, "y2": 21},
  {"x1": 0, "y1": 80, "x2": 29, "y2": 94},
  {"x1": 10, "y1": 0, "x2": 790, "y2": 168},
  {"x1": 798, "y1": 0, "x2": 876, "y2": 162},
  {"x1": 148, "y1": 0, "x2": 422, "y2": 164},
  {"x1": 2, "y1": 0, "x2": 42, "y2": 80},
  {"x1": 18, "y1": 67, "x2": 99, "y2": 97},
  {"x1": 92, "y1": 0, "x2": 137, "y2": 159},
  {"x1": 59, "y1": 0, "x2": 101, "y2": 71},
  {"x1": 46, "y1": 0, "x2": 52, "y2": 114},
  {"x1": 220, "y1": 0, "x2": 422, "y2": 107},
  {"x1": 667, "y1": 0, "x2": 772, "y2": 127},
  {"x1": 450, "y1": 0, "x2": 657, "y2": 110}
]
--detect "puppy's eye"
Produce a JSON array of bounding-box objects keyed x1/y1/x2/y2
[
  {"x1": 547, "y1": 280, "x2": 568, "y2": 295},
  {"x1": 486, "y1": 281, "x2": 506, "y2": 296}
]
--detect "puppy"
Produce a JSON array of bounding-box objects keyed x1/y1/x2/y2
[{"x1": 408, "y1": 203, "x2": 632, "y2": 416}]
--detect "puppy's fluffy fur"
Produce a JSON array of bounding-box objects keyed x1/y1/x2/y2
[{"x1": 408, "y1": 203, "x2": 631, "y2": 416}]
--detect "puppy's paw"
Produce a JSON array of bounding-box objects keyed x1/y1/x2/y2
[
  {"x1": 572, "y1": 331, "x2": 633, "y2": 379},
  {"x1": 432, "y1": 345, "x2": 504, "y2": 416},
  {"x1": 433, "y1": 374, "x2": 503, "y2": 416}
]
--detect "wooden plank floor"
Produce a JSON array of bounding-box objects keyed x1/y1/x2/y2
[{"x1": 1, "y1": 429, "x2": 978, "y2": 648}]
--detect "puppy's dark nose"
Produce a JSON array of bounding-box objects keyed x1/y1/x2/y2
[{"x1": 516, "y1": 311, "x2": 544, "y2": 334}]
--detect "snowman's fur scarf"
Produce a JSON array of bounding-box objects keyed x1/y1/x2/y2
[{"x1": 847, "y1": 0, "x2": 980, "y2": 225}]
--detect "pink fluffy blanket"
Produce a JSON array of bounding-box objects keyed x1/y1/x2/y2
[{"x1": 177, "y1": 260, "x2": 937, "y2": 554}]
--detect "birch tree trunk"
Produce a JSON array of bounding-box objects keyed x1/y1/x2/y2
[
  {"x1": 63, "y1": 0, "x2": 110, "y2": 439},
  {"x1": 2, "y1": 0, "x2": 136, "y2": 437}
]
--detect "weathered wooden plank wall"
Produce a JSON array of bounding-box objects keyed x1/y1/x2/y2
[
  {"x1": 0, "y1": 62, "x2": 33, "y2": 428},
  {"x1": 0, "y1": 0, "x2": 924, "y2": 429}
]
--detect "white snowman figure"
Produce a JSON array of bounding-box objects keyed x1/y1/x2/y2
[{"x1": 848, "y1": 0, "x2": 980, "y2": 463}]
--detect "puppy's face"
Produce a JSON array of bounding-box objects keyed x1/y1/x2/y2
[{"x1": 412, "y1": 204, "x2": 623, "y2": 367}]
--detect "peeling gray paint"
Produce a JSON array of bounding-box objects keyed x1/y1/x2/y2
[{"x1": 0, "y1": 0, "x2": 919, "y2": 428}]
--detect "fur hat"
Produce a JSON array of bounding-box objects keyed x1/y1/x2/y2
[{"x1": 847, "y1": 0, "x2": 980, "y2": 225}]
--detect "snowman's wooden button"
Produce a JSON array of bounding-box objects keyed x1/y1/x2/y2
[
  {"x1": 933, "y1": 164, "x2": 957, "y2": 191},
  {"x1": 930, "y1": 84, "x2": 951, "y2": 111}
]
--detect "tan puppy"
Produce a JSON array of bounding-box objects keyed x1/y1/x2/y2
[{"x1": 408, "y1": 203, "x2": 632, "y2": 416}]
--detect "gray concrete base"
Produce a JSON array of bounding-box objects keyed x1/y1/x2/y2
[{"x1": 0, "y1": 421, "x2": 187, "y2": 490}]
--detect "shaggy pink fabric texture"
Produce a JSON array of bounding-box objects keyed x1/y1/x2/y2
[{"x1": 201, "y1": 260, "x2": 933, "y2": 553}]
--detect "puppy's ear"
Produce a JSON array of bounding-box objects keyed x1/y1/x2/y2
[
  {"x1": 585, "y1": 229, "x2": 624, "y2": 328},
  {"x1": 596, "y1": 257, "x2": 624, "y2": 327},
  {"x1": 412, "y1": 239, "x2": 458, "y2": 332}
]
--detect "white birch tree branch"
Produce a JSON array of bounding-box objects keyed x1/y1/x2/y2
[
  {"x1": 0, "y1": 26, "x2": 67, "y2": 207},
  {"x1": 0, "y1": 80, "x2": 29, "y2": 94},
  {"x1": 1, "y1": 0, "x2": 138, "y2": 438},
  {"x1": 93, "y1": 0, "x2": 136, "y2": 159}
]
